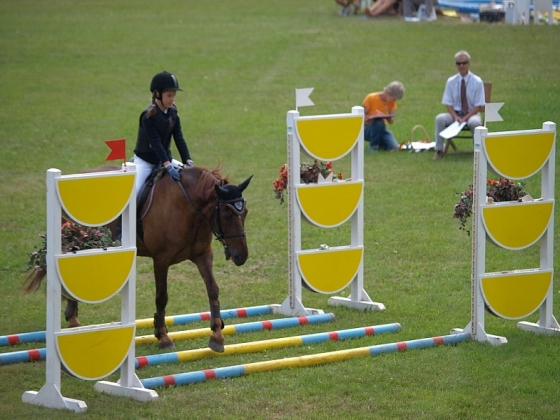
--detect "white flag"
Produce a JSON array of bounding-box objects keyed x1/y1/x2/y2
[
  {"x1": 295, "y1": 88, "x2": 314, "y2": 109},
  {"x1": 485, "y1": 102, "x2": 504, "y2": 123}
]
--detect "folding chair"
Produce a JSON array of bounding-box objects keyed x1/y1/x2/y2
[{"x1": 444, "y1": 81, "x2": 492, "y2": 155}]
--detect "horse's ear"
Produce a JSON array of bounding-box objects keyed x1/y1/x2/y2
[
  {"x1": 237, "y1": 175, "x2": 253, "y2": 193},
  {"x1": 215, "y1": 184, "x2": 226, "y2": 198}
]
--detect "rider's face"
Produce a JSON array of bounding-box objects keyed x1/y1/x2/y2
[{"x1": 160, "y1": 90, "x2": 176, "y2": 109}]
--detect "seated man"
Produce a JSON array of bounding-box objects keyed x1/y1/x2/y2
[
  {"x1": 362, "y1": 81, "x2": 404, "y2": 152},
  {"x1": 434, "y1": 50, "x2": 485, "y2": 159}
]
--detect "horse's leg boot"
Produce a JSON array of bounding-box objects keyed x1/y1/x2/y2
[{"x1": 153, "y1": 312, "x2": 174, "y2": 349}]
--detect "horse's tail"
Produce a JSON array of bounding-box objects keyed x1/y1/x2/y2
[{"x1": 23, "y1": 267, "x2": 46, "y2": 294}]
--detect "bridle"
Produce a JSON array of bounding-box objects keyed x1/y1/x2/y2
[{"x1": 176, "y1": 181, "x2": 247, "y2": 250}]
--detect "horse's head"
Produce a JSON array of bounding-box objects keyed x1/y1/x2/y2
[{"x1": 214, "y1": 175, "x2": 253, "y2": 266}]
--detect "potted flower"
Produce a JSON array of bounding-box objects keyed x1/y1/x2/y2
[
  {"x1": 273, "y1": 160, "x2": 343, "y2": 204},
  {"x1": 24, "y1": 221, "x2": 119, "y2": 293},
  {"x1": 454, "y1": 178, "x2": 529, "y2": 235}
]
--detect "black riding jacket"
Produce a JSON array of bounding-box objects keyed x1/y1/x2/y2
[{"x1": 134, "y1": 104, "x2": 192, "y2": 165}]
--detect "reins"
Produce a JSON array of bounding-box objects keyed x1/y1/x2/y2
[{"x1": 175, "y1": 179, "x2": 246, "y2": 250}]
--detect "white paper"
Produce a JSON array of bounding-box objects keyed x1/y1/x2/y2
[
  {"x1": 439, "y1": 121, "x2": 466, "y2": 139},
  {"x1": 411, "y1": 141, "x2": 435, "y2": 151}
]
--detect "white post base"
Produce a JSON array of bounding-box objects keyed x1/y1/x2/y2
[
  {"x1": 518, "y1": 316, "x2": 560, "y2": 336},
  {"x1": 451, "y1": 323, "x2": 507, "y2": 346},
  {"x1": 271, "y1": 297, "x2": 325, "y2": 317},
  {"x1": 22, "y1": 384, "x2": 87, "y2": 413},
  {"x1": 95, "y1": 378, "x2": 159, "y2": 402},
  {"x1": 328, "y1": 293, "x2": 386, "y2": 312}
]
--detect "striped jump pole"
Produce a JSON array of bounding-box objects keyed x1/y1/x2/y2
[
  {"x1": 140, "y1": 333, "x2": 470, "y2": 389},
  {"x1": 135, "y1": 313, "x2": 336, "y2": 345},
  {"x1": 134, "y1": 305, "x2": 273, "y2": 328},
  {"x1": 0, "y1": 348, "x2": 46, "y2": 366},
  {"x1": 0, "y1": 313, "x2": 335, "y2": 366},
  {"x1": 0, "y1": 331, "x2": 47, "y2": 347},
  {"x1": 0, "y1": 305, "x2": 273, "y2": 348},
  {"x1": 136, "y1": 323, "x2": 402, "y2": 369}
]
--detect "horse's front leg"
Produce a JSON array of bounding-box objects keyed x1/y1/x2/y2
[
  {"x1": 64, "y1": 299, "x2": 81, "y2": 328},
  {"x1": 152, "y1": 259, "x2": 174, "y2": 349},
  {"x1": 193, "y1": 251, "x2": 224, "y2": 353}
]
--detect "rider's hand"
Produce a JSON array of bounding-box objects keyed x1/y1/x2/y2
[
  {"x1": 185, "y1": 159, "x2": 194, "y2": 167},
  {"x1": 165, "y1": 164, "x2": 181, "y2": 181}
]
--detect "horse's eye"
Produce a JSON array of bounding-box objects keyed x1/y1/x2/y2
[{"x1": 222, "y1": 208, "x2": 235, "y2": 220}]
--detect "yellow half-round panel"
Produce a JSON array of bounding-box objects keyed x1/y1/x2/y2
[
  {"x1": 57, "y1": 172, "x2": 135, "y2": 226},
  {"x1": 57, "y1": 249, "x2": 136, "y2": 303},
  {"x1": 295, "y1": 115, "x2": 363, "y2": 161},
  {"x1": 297, "y1": 247, "x2": 363, "y2": 294},
  {"x1": 484, "y1": 132, "x2": 554, "y2": 179},
  {"x1": 481, "y1": 270, "x2": 552, "y2": 320},
  {"x1": 482, "y1": 201, "x2": 553, "y2": 250},
  {"x1": 296, "y1": 181, "x2": 363, "y2": 228},
  {"x1": 56, "y1": 324, "x2": 135, "y2": 380}
]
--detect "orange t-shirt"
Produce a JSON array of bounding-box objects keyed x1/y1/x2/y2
[{"x1": 362, "y1": 92, "x2": 397, "y2": 125}]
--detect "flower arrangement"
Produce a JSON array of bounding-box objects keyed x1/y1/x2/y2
[
  {"x1": 24, "y1": 221, "x2": 120, "y2": 292},
  {"x1": 273, "y1": 160, "x2": 343, "y2": 204},
  {"x1": 454, "y1": 177, "x2": 529, "y2": 235}
]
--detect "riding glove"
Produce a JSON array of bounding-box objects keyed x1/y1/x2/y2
[
  {"x1": 166, "y1": 165, "x2": 181, "y2": 181},
  {"x1": 185, "y1": 159, "x2": 194, "y2": 167}
]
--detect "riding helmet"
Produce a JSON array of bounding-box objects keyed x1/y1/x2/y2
[{"x1": 150, "y1": 71, "x2": 182, "y2": 93}]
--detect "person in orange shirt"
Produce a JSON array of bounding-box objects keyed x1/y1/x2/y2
[{"x1": 362, "y1": 81, "x2": 404, "y2": 152}]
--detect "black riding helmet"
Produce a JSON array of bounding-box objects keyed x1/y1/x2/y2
[{"x1": 150, "y1": 71, "x2": 182, "y2": 94}]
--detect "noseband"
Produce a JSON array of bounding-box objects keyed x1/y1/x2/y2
[
  {"x1": 176, "y1": 181, "x2": 246, "y2": 250},
  {"x1": 214, "y1": 197, "x2": 247, "y2": 241}
]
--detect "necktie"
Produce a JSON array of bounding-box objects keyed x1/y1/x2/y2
[{"x1": 461, "y1": 79, "x2": 468, "y2": 115}]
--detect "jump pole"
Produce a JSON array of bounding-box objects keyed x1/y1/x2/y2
[
  {"x1": 0, "y1": 348, "x2": 46, "y2": 366},
  {"x1": 135, "y1": 305, "x2": 274, "y2": 328},
  {"x1": 135, "y1": 313, "x2": 336, "y2": 345},
  {"x1": 0, "y1": 331, "x2": 48, "y2": 347},
  {"x1": 136, "y1": 323, "x2": 402, "y2": 369},
  {"x1": 2, "y1": 314, "x2": 335, "y2": 366},
  {"x1": 140, "y1": 333, "x2": 470, "y2": 389},
  {"x1": 1, "y1": 305, "x2": 273, "y2": 348}
]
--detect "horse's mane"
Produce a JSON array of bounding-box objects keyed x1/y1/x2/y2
[{"x1": 188, "y1": 166, "x2": 230, "y2": 201}]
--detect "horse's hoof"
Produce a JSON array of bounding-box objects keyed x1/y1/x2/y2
[
  {"x1": 158, "y1": 339, "x2": 175, "y2": 350},
  {"x1": 67, "y1": 319, "x2": 82, "y2": 328},
  {"x1": 208, "y1": 337, "x2": 224, "y2": 353}
]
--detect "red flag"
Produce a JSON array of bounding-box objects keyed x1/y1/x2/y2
[{"x1": 105, "y1": 139, "x2": 126, "y2": 161}]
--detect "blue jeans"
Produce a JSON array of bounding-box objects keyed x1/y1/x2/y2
[{"x1": 364, "y1": 120, "x2": 399, "y2": 150}]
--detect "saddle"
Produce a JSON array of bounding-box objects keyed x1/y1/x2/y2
[{"x1": 114, "y1": 164, "x2": 169, "y2": 241}]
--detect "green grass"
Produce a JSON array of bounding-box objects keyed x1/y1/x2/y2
[{"x1": 1, "y1": 0, "x2": 559, "y2": 418}]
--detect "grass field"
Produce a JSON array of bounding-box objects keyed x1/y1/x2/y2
[{"x1": 1, "y1": 1, "x2": 559, "y2": 419}]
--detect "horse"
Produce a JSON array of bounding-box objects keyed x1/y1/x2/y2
[{"x1": 31, "y1": 165, "x2": 252, "y2": 352}]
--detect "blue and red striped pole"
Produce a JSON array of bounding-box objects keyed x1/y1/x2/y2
[
  {"x1": 0, "y1": 348, "x2": 46, "y2": 365},
  {"x1": 135, "y1": 313, "x2": 336, "y2": 345},
  {"x1": 135, "y1": 305, "x2": 273, "y2": 328},
  {"x1": 0, "y1": 331, "x2": 47, "y2": 347},
  {"x1": 0, "y1": 305, "x2": 274, "y2": 347},
  {"x1": 136, "y1": 323, "x2": 402, "y2": 368},
  {"x1": 0, "y1": 313, "x2": 335, "y2": 366},
  {"x1": 140, "y1": 333, "x2": 470, "y2": 389}
]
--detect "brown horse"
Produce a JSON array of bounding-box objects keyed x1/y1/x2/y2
[{"x1": 63, "y1": 165, "x2": 252, "y2": 351}]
